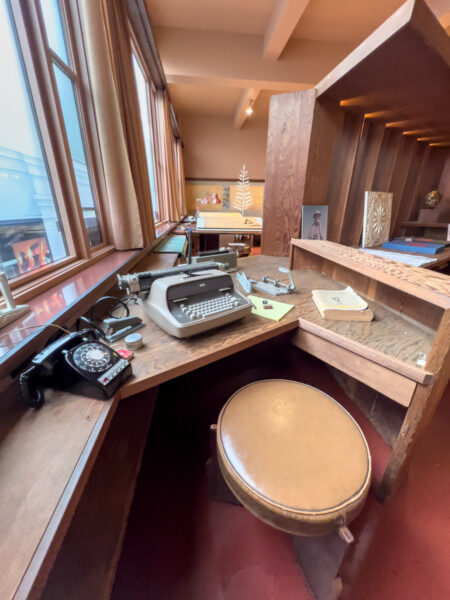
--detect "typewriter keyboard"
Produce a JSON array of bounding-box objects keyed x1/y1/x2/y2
[{"x1": 181, "y1": 293, "x2": 241, "y2": 320}]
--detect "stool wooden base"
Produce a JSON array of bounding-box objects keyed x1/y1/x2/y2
[
  {"x1": 293, "y1": 526, "x2": 354, "y2": 600},
  {"x1": 207, "y1": 424, "x2": 354, "y2": 600}
]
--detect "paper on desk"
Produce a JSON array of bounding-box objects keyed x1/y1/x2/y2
[
  {"x1": 361, "y1": 248, "x2": 436, "y2": 267},
  {"x1": 248, "y1": 295, "x2": 294, "y2": 321}
]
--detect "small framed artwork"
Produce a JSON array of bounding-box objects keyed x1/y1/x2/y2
[{"x1": 301, "y1": 205, "x2": 328, "y2": 240}]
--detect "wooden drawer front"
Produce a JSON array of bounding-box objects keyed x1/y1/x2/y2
[{"x1": 291, "y1": 329, "x2": 416, "y2": 407}]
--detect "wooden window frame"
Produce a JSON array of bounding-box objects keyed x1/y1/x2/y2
[
  {"x1": 3, "y1": 0, "x2": 114, "y2": 301},
  {"x1": 129, "y1": 31, "x2": 165, "y2": 227}
]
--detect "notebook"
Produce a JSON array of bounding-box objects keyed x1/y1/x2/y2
[{"x1": 311, "y1": 286, "x2": 373, "y2": 321}]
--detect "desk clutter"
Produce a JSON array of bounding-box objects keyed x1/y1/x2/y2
[
  {"x1": 382, "y1": 237, "x2": 449, "y2": 255},
  {"x1": 118, "y1": 262, "x2": 252, "y2": 338}
]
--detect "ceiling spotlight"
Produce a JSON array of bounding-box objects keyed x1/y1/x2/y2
[{"x1": 245, "y1": 100, "x2": 254, "y2": 115}]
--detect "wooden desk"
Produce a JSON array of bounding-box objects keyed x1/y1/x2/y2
[
  {"x1": 290, "y1": 240, "x2": 450, "y2": 500},
  {"x1": 175, "y1": 213, "x2": 262, "y2": 253},
  {"x1": 117, "y1": 256, "x2": 434, "y2": 404},
  {"x1": 1, "y1": 246, "x2": 448, "y2": 600}
]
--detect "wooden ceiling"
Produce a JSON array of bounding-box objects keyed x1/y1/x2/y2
[{"x1": 316, "y1": 0, "x2": 450, "y2": 142}]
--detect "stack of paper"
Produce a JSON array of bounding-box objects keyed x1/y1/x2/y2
[{"x1": 312, "y1": 286, "x2": 373, "y2": 321}]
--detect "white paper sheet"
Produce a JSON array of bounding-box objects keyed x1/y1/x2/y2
[{"x1": 361, "y1": 248, "x2": 437, "y2": 267}]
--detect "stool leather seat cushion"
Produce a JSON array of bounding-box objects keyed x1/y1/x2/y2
[{"x1": 217, "y1": 380, "x2": 371, "y2": 536}]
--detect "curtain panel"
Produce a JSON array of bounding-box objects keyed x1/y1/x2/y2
[
  {"x1": 155, "y1": 90, "x2": 181, "y2": 222},
  {"x1": 78, "y1": 0, "x2": 155, "y2": 249},
  {"x1": 175, "y1": 139, "x2": 187, "y2": 216}
]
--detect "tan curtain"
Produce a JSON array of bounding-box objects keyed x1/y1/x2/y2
[
  {"x1": 174, "y1": 138, "x2": 187, "y2": 216},
  {"x1": 154, "y1": 90, "x2": 180, "y2": 222},
  {"x1": 78, "y1": 0, "x2": 155, "y2": 249}
]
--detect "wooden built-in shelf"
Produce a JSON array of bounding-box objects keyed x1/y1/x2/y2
[
  {"x1": 262, "y1": 0, "x2": 450, "y2": 256},
  {"x1": 290, "y1": 239, "x2": 450, "y2": 500},
  {"x1": 400, "y1": 221, "x2": 449, "y2": 228}
]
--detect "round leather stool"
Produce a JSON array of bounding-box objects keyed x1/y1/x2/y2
[{"x1": 217, "y1": 380, "x2": 371, "y2": 536}]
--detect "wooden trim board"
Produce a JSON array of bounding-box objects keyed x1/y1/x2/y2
[
  {"x1": 298, "y1": 318, "x2": 433, "y2": 384},
  {"x1": 291, "y1": 239, "x2": 450, "y2": 308},
  {"x1": 292, "y1": 330, "x2": 416, "y2": 407}
]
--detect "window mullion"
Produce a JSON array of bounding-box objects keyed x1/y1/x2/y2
[{"x1": 49, "y1": 48, "x2": 76, "y2": 79}]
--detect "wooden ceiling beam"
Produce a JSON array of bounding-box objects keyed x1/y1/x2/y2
[
  {"x1": 232, "y1": 88, "x2": 261, "y2": 130},
  {"x1": 263, "y1": 0, "x2": 311, "y2": 61},
  {"x1": 440, "y1": 11, "x2": 450, "y2": 34}
]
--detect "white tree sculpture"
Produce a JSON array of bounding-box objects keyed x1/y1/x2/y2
[{"x1": 233, "y1": 164, "x2": 253, "y2": 216}]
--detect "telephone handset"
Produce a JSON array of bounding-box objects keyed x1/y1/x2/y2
[{"x1": 19, "y1": 328, "x2": 132, "y2": 408}]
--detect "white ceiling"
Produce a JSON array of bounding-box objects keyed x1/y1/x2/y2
[
  {"x1": 292, "y1": 0, "x2": 405, "y2": 43},
  {"x1": 147, "y1": 0, "x2": 450, "y2": 126},
  {"x1": 147, "y1": 0, "x2": 277, "y2": 35},
  {"x1": 167, "y1": 83, "x2": 243, "y2": 118}
]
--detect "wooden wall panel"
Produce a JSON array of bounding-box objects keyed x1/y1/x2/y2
[
  {"x1": 372, "y1": 127, "x2": 403, "y2": 191},
  {"x1": 302, "y1": 98, "x2": 345, "y2": 210},
  {"x1": 389, "y1": 136, "x2": 418, "y2": 235},
  {"x1": 394, "y1": 141, "x2": 425, "y2": 231},
  {"x1": 406, "y1": 147, "x2": 448, "y2": 221},
  {"x1": 340, "y1": 120, "x2": 385, "y2": 246},
  {"x1": 262, "y1": 90, "x2": 316, "y2": 256},
  {"x1": 326, "y1": 112, "x2": 364, "y2": 242},
  {"x1": 438, "y1": 154, "x2": 450, "y2": 200}
]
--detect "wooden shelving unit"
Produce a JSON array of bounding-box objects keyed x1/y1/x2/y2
[
  {"x1": 262, "y1": 0, "x2": 450, "y2": 256},
  {"x1": 290, "y1": 239, "x2": 450, "y2": 499},
  {"x1": 400, "y1": 221, "x2": 449, "y2": 229}
]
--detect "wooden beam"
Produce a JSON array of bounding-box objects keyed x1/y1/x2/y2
[
  {"x1": 233, "y1": 88, "x2": 261, "y2": 130},
  {"x1": 156, "y1": 27, "x2": 347, "y2": 92},
  {"x1": 263, "y1": 0, "x2": 311, "y2": 61},
  {"x1": 440, "y1": 11, "x2": 450, "y2": 34}
]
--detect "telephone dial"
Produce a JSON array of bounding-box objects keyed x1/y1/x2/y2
[{"x1": 19, "y1": 328, "x2": 132, "y2": 408}]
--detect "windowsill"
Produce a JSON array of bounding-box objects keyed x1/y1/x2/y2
[
  {"x1": 155, "y1": 220, "x2": 179, "y2": 238},
  {"x1": 0, "y1": 222, "x2": 181, "y2": 380},
  {"x1": 0, "y1": 249, "x2": 141, "y2": 379},
  {"x1": 4, "y1": 246, "x2": 116, "y2": 307}
]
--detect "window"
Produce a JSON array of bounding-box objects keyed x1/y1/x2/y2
[
  {"x1": 40, "y1": 0, "x2": 102, "y2": 247},
  {"x1": 0, "y1": 0, "x2": 67, "y2": 279},
  {"x1": 0, "y1": 0, "x2": 106, "y2": 285},
  {"x1": 132, "y1": 52, "x2": 160, "y2": 223}
]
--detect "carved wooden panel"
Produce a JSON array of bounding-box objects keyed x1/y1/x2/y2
[{"x1": 362, "y1": 191, "x2": 393, "y2": 248}]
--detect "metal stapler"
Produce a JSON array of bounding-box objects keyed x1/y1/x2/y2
[{"x1": 102, "y1": 315, "x2": 143, "y2": 343}]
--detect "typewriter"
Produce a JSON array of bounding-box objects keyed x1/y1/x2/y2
[{"x1": 118, "y1": 262, "x2": 252, "y2": 338}]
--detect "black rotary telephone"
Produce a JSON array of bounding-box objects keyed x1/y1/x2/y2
[{"x1": 19, "y1": 329, "x2": 132, "y2": 408}]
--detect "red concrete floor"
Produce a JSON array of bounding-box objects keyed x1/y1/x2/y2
[{"x1": 111, "y1": 341, "x2": 450, "y2": 600}]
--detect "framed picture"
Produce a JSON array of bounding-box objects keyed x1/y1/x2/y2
[{"x1": 301, "y1": 205, "x2": 328, "y2": 240}]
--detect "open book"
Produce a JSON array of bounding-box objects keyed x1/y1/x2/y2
[{"x1": 312, "y1": 286, "x2": 374, "y2": 321}]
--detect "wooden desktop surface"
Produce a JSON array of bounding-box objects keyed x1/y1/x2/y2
[
  {"x1": 117, "y1": 255, "x2": 434, "y2": 401},
  {"x1": 0, "y1": 251, "x2": 443, "y2": 600}
]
